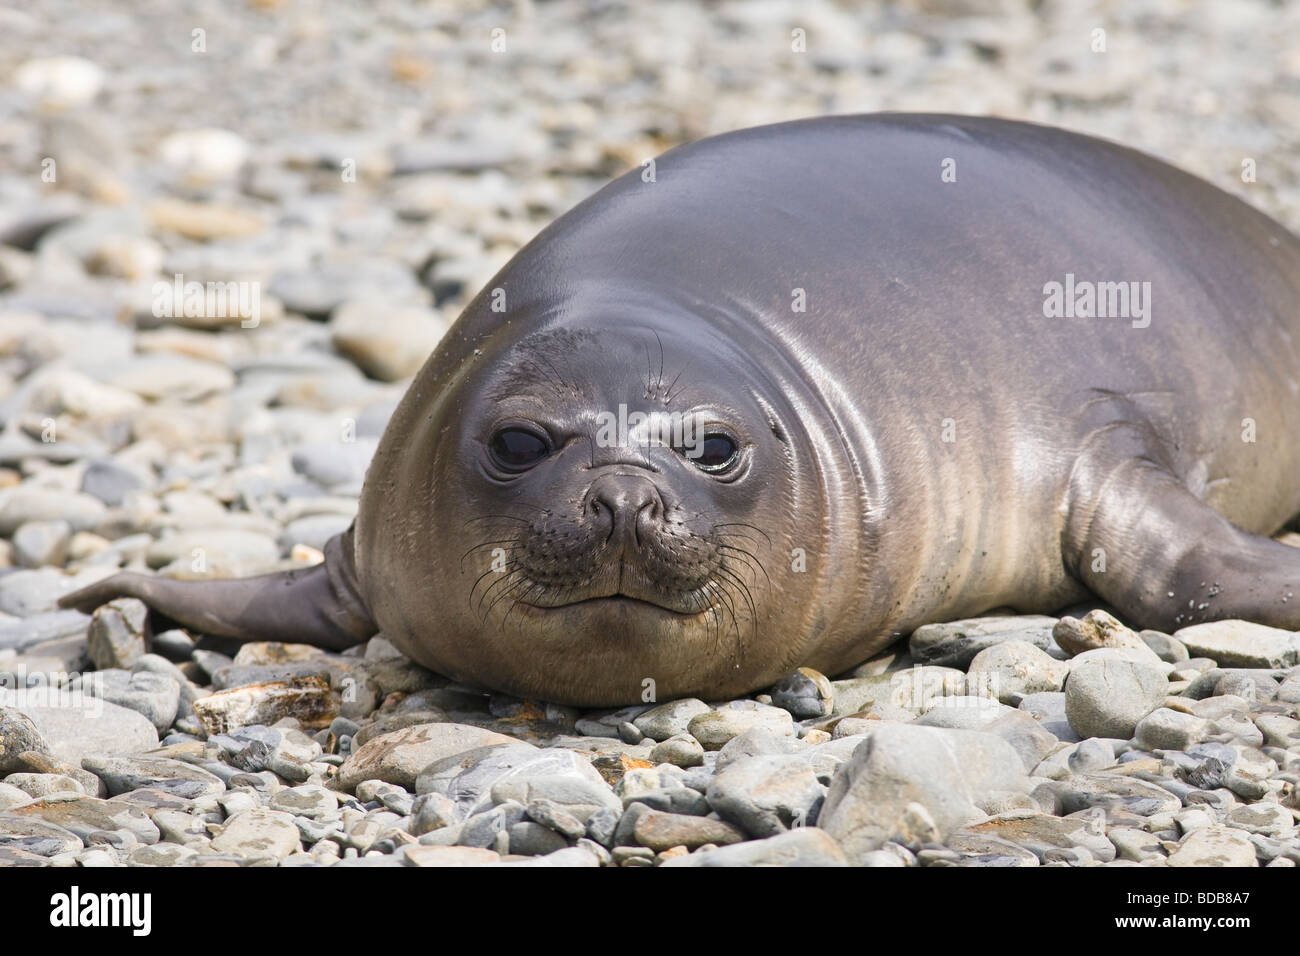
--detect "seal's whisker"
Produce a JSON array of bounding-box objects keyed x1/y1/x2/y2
[
  {"x1": 717, "y1": 544, "x2": 771, "y2": 587},
  {"x1": 714, "y1": 522, "x2": 773, "y2": 547},
  {"x1": 476, "y1": 566, "x2": 529, "y2": 615}
]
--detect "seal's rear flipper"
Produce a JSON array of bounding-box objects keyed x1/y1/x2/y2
[
  {"x1": 1066, "y1": 459, "x2": 1300, "y2": 631},
  {"x1": 57, "y1": 530, "x2": 377, "y2": 651}
]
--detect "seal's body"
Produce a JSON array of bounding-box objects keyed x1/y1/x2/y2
[{"x1": 65, "y1": 115, "x2": 1300, "y2": 705}]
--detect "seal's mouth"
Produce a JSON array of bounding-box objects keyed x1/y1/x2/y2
[{"x1": 520, "y1": 593, "x2": 707, "y2": 616}]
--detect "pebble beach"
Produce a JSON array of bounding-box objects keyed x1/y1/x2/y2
[{"x1": 1, "y1": 0, "x2": 1299, "y2": 869}]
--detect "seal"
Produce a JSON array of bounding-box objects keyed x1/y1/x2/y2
[{"x1": 61, "y1": 114, "x2": 1300, "y2": 706}]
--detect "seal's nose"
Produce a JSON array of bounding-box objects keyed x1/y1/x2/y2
[{"x1": 585, "y1": 472, "x2": 663, "y2": 546}]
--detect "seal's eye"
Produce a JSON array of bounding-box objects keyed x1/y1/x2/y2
[
  {"x1": 689, "y1": 433, "x2": 740, "y2": 473},
  {"x1": 489, "y1": 427, "x2": 550, "y2": 471}
]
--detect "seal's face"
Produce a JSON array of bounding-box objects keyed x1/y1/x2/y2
[{"x1": 397, "y1": 325, "x2": 812, "y2": 705}]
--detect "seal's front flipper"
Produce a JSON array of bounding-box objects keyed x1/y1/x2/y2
[
  {"x1": 57, "y1": 530, "x2": 377, "y2": 651},
  {"x1": 1066, "y1": 459, "x2": 1300, "y2": 631}
]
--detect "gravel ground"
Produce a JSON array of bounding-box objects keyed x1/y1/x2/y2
[{"x1": 0, "y1": 0, "x2": 1298, "y2": 867}]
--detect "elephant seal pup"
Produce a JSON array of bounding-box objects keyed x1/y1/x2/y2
[{"x1": 63, "y1": 114, "x2": 1300, "y2": 706}]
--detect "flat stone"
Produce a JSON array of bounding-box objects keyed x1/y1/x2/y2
[
  {"x1": 80, "y1": 754, "x2": 226, "y2": 797},
  {"x1": 957, "y1": 812, "x2": 1116, "y2": 863},
  {"x1": 3, "y1": 795, "x2": 159, "y2": 844},
  {"x1": 1173, "y1": 620, "x2": 1300, "y2": 669},
  {"x1": 1166, "y1": 826, "x2": 1258, "y2": 867},
  {"x1": 210, "y1": 808, "x2": 301, "y2": 859},
  {"x1": 831, "y1": 667, "x2": 966, "y2": 716},
  {"x1": 1255, "y1": 713, "x2": 1300, "y2": 749},
  {"x1": 631, "y1": 809, "x2": 746, "y2": 851},
  {"x1": 631, "y1": 698, "x2": 710, "y2": 741},
  {"x1": 268, "y1": 784, "x2": 338, "y2": 818},
  {"x1": 659, "y1": 827, "x2": 847, "y2": 867},
  {"x1": 687, "y1": 702, "x2": 795, "y2": 750},
  {"x1": 337, "y1": 722, "x2": 525, "y2": 792},
  {"x1": 403, "y1": 845, "x2": 500, "y2": 867},
  {"x1": 6, "y1": 697, "x2": 158, "y2": 764},
  {"x1": 70, "y1": 670, "x2": 180, "y2": 733},
  {"x1": 1225, "y1": 803, "x2": 1295, "y2": 838},
  {"x1": 908, "y1": 615, "x2": 1059, "y2": 668},
  {"x1": 0, "y1": 812, "x2": 83, "y2": 856},
  {"x1": 915, "y1": 696, "x2": 1016, "y2": 729}
]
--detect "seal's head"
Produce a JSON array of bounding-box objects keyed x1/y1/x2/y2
[{"x1": 360, "y1": 314, "x2": 846, "y2": 706}]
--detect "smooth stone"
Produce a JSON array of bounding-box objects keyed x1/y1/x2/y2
[
  {"x1": 966, "y1": 641, "x2": 1069, "y2": 703},
  {"x1": 1255, "y1": 714, "x2": 1300, "y2": 749},
  {"x1": 707, "y1": 753, "x2": 827, "y2": 837},
  {"x1": 268, "y1": 785, "x2": 339, "y2": 818},
  {"x1": 0, "y1": 491, "x2": 106, "y2": 539},
  {"x1": 0, "y1": 813, "x2": 83, "y2": 856},
  {"x1": 423, "y1": 745, "x2": 613, "y2": 822},
  {"x1": 955, "y1": 812, "x2": 1115, "y2": 863},
  {"x1": 69, "y1": 670, "x2": 180, "y2": 733},
  {"x1": 769, "y1": 668, "x2": 834, "y2": 719},
  {"x1": 818, "y1": 725, "x2": 1030, "y2": 861},
  {"x1": 506, "y1": 820, "x2": 569, "y2": 856},
  {"x1": 714, "y1": 726, "x2": 807, "y2": 771},
  {"x1": 330, "y1": 301, "x2": 449, "y2": 382},
  {"x1": 1018, "y1": 692, "x2": 1079, "y2": 742},
  {"x1": 80, "y1": 754, "x2": 226, "y2": 798},
  {"x1": 402, "y1": 845, "x2": 499, "y2": 867},
  {"x1": 2, "y1": 795, "x2": 158, "y2": 845},
  {"x1": 981, "y1": 709, "x2": 1061, "y2": 771},
  {"x1": 687, "y1": 703, "x2": 795, "y2": 750},
  {"x1": 659, "y1": 827, "x2": 847, "y2": 867},
  {"x1": 831, "y1": 667, "x2": 966, "y2": 716},
  {"x1": 0, "y1": 567, "x2": 111, "y2": 618},
  {"x1": 1225, "y1": 803, "x2": 1295, "y2": 838},
  {"x1": 631, "y1": 809, "x2": 746, "y2": 852},
  {"x1": 0, "y1": 707, "x2": 52, "y2": 773},
  {"x1": 1166, "y1": 825, "x2": 1259, "y2": 867},
  {"x1": 914, "y1": 696, "x2": 1015, "y2": 729},
  {"x1": 1140, "y1": 631, "x2": 1190, "y2": 664},
  {"x1": 6, "y1": 698, "x2": 158, "y2": 764},
  {"x1": 1064, "y1": 654, "x2": 1168, "y2": 739},
  {"x1": 908, "y1": 615, "x2": 1059, "y2": 668},
  {"x1": 12, "y1": 520, "x2": 72, "y2": 567},
  {"x1": 0, "y1": 782, "x2": 33, "y2": 809},
  {"x1": 129, "y1": 843, "x2": 199, "y2": 866},
  {"x1": 210, "y1": 808, "x2": 301, "y2": 860},
  {"x1": 2, "y1": 772, "x2": 84, "y2": 798},
  {"x1": 1109, "y1": 826, "x2": 1166, "y2": 862},
  {"x1": 1173, "y1": 620, "x2": 1300, "y2": 669},
  {"x1": 632, "y1": 698, "x2": 710, "y2": 741},
  {"x1": 1134, "y1": 708, "x2": 1210, "y2": 752},
  {"x1": 648, "y1": 734, "x2": 705, "y2": 768}
]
